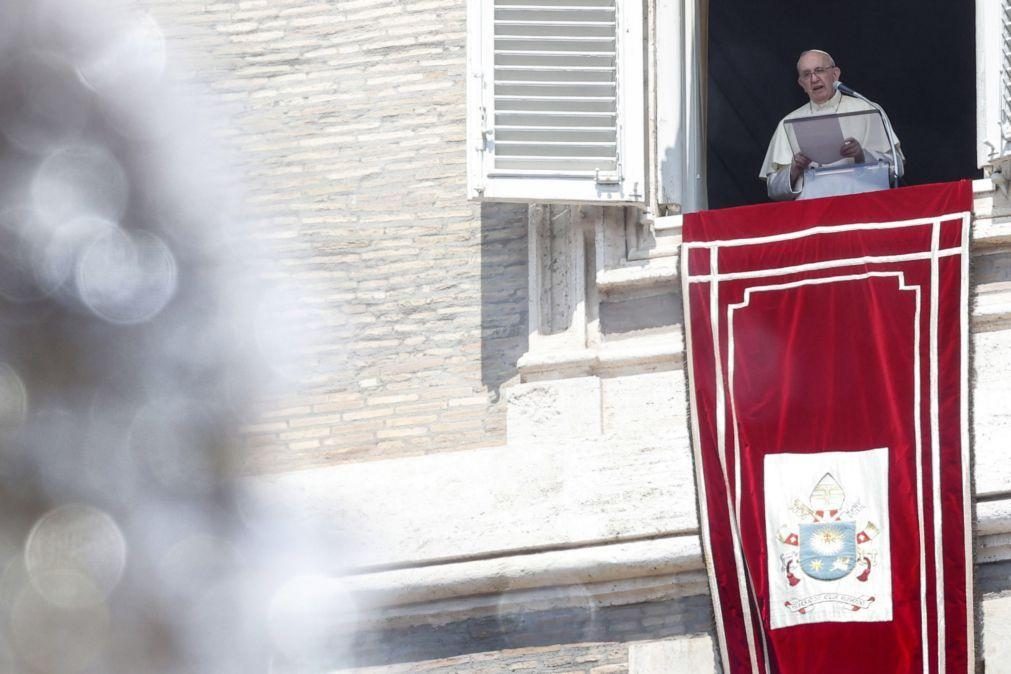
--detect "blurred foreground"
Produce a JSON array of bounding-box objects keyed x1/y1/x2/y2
[{"x1": 0, "y1": 2, "x2": 356, "y2": 672}]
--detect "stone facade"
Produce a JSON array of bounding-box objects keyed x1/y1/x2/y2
[
  {"x1": 139, "y1": 0, "x2": 1011, "y2": 672},
  {"x1": 142, "y1": 0, "x2": 529, "y2": 471}
]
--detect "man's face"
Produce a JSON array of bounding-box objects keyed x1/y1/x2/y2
[{"x1": 796, "y1": 52, "x2": 839, "y2": 105}]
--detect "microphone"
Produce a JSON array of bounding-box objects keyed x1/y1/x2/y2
[
  {"x1": 833, "y1": 81, "x2": 858, "y2": 97},
  {"x1": 832, "y1": 81, "x2": 902, "y2": 186}
]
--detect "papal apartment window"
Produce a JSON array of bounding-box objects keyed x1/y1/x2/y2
[
  {"x1": 706, "y1": 0, "x2": 980, "y2": 210},
  {"x1": 469, "y1": 0, "x2": 1000, "y2": 213}
]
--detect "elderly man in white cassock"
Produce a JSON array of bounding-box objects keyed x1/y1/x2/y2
[{"x1": 760, "y1": 49, "x2": 904, "y2": 201}]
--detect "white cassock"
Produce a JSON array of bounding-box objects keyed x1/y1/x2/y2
[{"x1": 760, "y1": 90, "x2": 904, "y2": 201}]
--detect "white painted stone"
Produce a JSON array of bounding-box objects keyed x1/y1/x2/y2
[
  {"x1": 984, "y1": 595, "x2": 1011, "y2": 673},
  {"x1": 596, "y1": 256, "x2": 680, "y2": 295},
  {"x1": 343, "y1": 536, "x2": 704, "y2": 611},
  {"x1": 239, "y1": 433, "x2": 694, "y2": 569},
  {"x1": 629, "y1": 636, "x2": 716, "y2": 674},
  {"x1": 597, "y1": 330, "x2": 684, "y2": 373},
  {"x1": 973, "y1": 329, "x2": 1011, "y2": 495},
  {"x1": 506, "y1": 376, "x2": 603, "y2": 443},
  {"x1": 601, "y1": 369, "x2": 688, "y2": 437}
]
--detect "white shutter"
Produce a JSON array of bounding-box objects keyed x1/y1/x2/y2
[
  {"x1": 976, "y1": 0, "x2": 1011, "y2": 166},
  {"x1": 468, "y1": 0, "x2": 645, "y2": 203},
  {"x1": 1003, "y1": 0, "x2": 1011, "y2": 152}
]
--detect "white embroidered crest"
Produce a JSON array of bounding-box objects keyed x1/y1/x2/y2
[{"x1": 765, "y1": 449, "x2": 892, "y2": 629}]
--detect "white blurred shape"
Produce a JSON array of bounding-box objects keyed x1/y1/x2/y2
[
  {"x1": 33, "y1": 0, "x2": 117, "y2": 59},
  {"x1": 77, "y1": 11, "x2": 166, "y2": 94},
  {"x1": 10, "y1": 582, "x2": 109, "y2": 673},
  {"x1": 36, "y1": 215, "x2": 116, "y2": 295},
  {"x1": 183, "y1": 574, "x2": 270, "y2": 674},
  {"x1": 24, "y1": 504, "x2": 127, "y2": 609},
  {"x1": 0, "y1": 52, "x2": 90, "y2": 154},
  {"x1": 103, "y1": 81, "x2": 183, "y2": 143},
  {"x1": 157, "y1": 534, "x2": 243, "y2": 601},
  {"x1": 254, "y1": 284, "x2": 312, "y2": 382},
  {"x1": 0, "y1": 208, "x2": 49, "y2": 302},
  {"x1": 31, "y1": 144, "x2": 128, "y2": 227},
  {"x1": 76, "y1": 227, "x2": 178, "y2": 324},
  {"x1": 0, "y1": 3, "x2": 21, "y2": 53},
  {"x1": 129, "y1": 399, "x2": 218, "y2": 494},
  {"x1": 269, "y1": 574, "x2": 358, "y2": 666},
  {"x1": 0, "y1": 363, "x2": 28, "y2": 430}
]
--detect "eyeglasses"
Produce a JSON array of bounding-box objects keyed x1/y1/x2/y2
[{"x1": 799, "y1": 66, "x2": 837, "y2": 80}]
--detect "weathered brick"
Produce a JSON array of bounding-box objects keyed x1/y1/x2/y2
[
  {"x1": 385, "y1": 414, "x2": 438, "y2": 427},
  {"x1": 342, "y1": 408, "x2": 394, "y2": 422},
  {"x1": 148, "y1": 0, "x2": 526, "y2": 471},
  {"x1": 375, "y1": 427, "x2": 428, "y2": 439}
]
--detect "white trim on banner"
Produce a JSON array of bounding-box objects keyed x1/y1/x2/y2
[
  {"x1": 960, "y1": 212, "x2": 975, "y2": 671},
  {"x1": 688, "y1": 247, "x2": 962, "y2": 284},
  {"x1": 681, "y1": 212, "x2": 972, "y2": 250},
  {"x1": 682, "y1": 247, "x2": 733, "y2": 673},
  {"x1": 930, "y1": 221, "x2": 947, "y2": 673},
  {"x1": 708, "y1": 249, "x2": 764, "y2": 674}
]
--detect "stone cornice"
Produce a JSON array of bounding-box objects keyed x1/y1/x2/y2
[{"x1": 339, "y1": 498, "x2": 1011, "y2": 631}]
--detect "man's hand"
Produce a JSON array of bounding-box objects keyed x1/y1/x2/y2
[
  {"x1": 790, "y1": 152, "x2": 812, "y2": 187},
  {"x1": 840, "y1": 137, "x2": 865, "y2": 163}
]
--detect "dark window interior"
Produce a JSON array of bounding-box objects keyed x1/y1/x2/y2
[{"x1": 706, "y1": 0, "x2": 980, "y2": 210}]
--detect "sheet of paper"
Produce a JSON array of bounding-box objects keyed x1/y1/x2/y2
[{"x1": 785, "y1": 115, "x2": 846, "y2": 165}]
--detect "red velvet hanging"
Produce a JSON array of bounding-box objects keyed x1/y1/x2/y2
[{"x1": 682, "y1": 181, "x2": 974, "y2": 674}]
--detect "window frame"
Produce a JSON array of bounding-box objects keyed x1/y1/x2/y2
[
  {"x1": 467, "y1": 0, "x2": 647, "y2": 205},
  {"x1": 976, "y1": 0, "x2": 1010, "y2": 167}
]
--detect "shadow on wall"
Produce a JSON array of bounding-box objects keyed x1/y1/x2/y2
[
  {"x1": 479, "y1": 203, "x2": 529, "y2": 403},
  {"x1": 347, "y1": 594, "x2": 716, "y2": 669}
]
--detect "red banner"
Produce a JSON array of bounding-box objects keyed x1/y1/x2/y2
[{"x1": 682, "y1": 182, "x2": 974, "y2": 674}]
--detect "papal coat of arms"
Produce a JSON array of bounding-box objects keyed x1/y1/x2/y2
[{"x1": 775, "y1": 472, "x2": 880, "y2": 614}]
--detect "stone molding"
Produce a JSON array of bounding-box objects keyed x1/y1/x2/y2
[
  {"x1": 256, "y1": 178, "x2": 1011, "y2": 635},
  {"x1": 520, "y1": 179, "x2": 1011, "y2": 381}
]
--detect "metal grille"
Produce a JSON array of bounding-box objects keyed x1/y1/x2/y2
[
  {"x1": 492, "y1": 0, "x2": 618, "y2": 174},
  {"x1": 1003, "y1": 0, "x2": 1011, "y2": 139}
]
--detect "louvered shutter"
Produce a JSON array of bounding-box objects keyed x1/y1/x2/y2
[
  {"x1": 468, "y1": 0, "x2": 645, "y2": 203},
  {"x1": 1003, "y1": 0, "x2": 1011, "y2": 147},
  {"x1": 977, "y1": 0, "x2": 1011, "y2": 165}
]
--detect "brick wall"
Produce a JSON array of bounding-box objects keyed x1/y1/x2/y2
[{"x1": 142, "y1": 0, "x2": 529, "y2": 471}]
